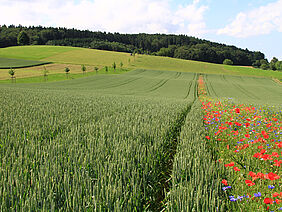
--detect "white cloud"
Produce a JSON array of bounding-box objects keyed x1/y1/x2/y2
[
  {"x1": 0, "y1": 0, "x2": 208, "y2": 36},
  {"x1": 218, "y1": 0, "x2": 282, "y2": 38}
]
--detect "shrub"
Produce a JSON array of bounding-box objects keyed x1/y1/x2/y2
[{"x1": 223, "y1": 59, "x2": 233, "y2": 65}]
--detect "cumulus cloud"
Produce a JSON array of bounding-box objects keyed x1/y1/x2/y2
[
  {"x1": 218, "y1": 0, "x2": 282, "y2": 38},
  {"x1": 0, "y1": 0, "x2": 208, "y2": 36}
]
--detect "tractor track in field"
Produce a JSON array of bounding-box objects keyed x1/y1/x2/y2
[
  {"x1": 205, "y1": 75, "x2": 217, "y2": 97},
  {"x1": 148, "y1": 100, "x2": 195, "y2": 211},
  {"x1": 99, "y1": 77, "x2": 142, "y2": 89},
  {"x1": 222, "y1": 75, "x2": 260, "y2": 100},
  {"x1": 174, "y1": 72, "x2": 181, "y2": 79},
  {"x1": 146, "y1": 78, "x2": 170, "y2": 93},
  {"x1": 184, "y1": 73, "x2": 198, "y2": 99},
  {"x1": 147, "y1": 74, "x2": 199, "y2": 211},
  {"x1": 231, "y1": 80, "x2": 260, "y2": 100},
  {"x1": 184, "y1": 81, "x2": 193, "y2": 99}
]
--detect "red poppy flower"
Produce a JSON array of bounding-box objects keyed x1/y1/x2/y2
[
  {"x1": 235, "y1": 122, "x2": 242, "y2": 126},
  {"x1": 224, "y1": 162, "x2": 235, "y2": 167},
  {"x1": 257, "y1": 172, "x2": 265, "y2": 179},
  {"x1": 272, "y1": 152, "x2": 279, "y2": 157},
  {"x1": 273, "y1": 192, "x2": 279, "y2": 197},
  {"x1": 253, "y1": 152, "x2": 262, "y2": 158},
  {"x1": 276, "y1": 142, "x2": 282, "y2": 148},
  {"x1": 235, "y1": 108, "x2": 240, "y2": 113},
  {"x1": 260, "y1": 149, "x2": 266, "y2": 154},
  {"x1": 221, "y1": 179, "x2": 228, "y2": 186},
  {"x1": 275, "y1": 199, "x2": 281, "y2": 204},
  {"x1": 263, "y1": 134, "x2": 269, "y2": 139},
  {"x1": 264, "y1": 198, "x2": 273, "y2": 204},
  {"x1": 266, "y1": 172, "x2": 280, "y2": 181},
  {"x1": 273, "y1": 160, "x2": 281, "y2": 167},
  {"x1": 249, "y1": 171, "x2": 256, "y2": 177},
  {"x1": 245, "y1": 180, "x2": 255, "y2": 186},
  {"x1": 206, "y1": 136, "x2": 210, "y2": 140},
  {"x1": 233, "y1": 167, "x2": 240, "y2": 171}
]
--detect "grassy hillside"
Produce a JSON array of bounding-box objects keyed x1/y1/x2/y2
[
  {"x1": 0, "y1": 57, "x2": 50, "y2": 69},
  {"x1": 0, "y1": 62, "x2": 128, "y2": 82},
  {"x1": 130, "y1": 54, "x2": 282, "y2": 79},
  {"x1": 42, "y1": 48, "x2": 131, "y2": 67},
  {"x1": 0, "y1": 45, "x2": 281, "y2": 81},
  {"x1": 0, "y1": 45, "x2": 75, "y2": 60}
]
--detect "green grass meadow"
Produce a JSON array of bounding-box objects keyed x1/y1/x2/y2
[{"x1": 0, "y1": 45, "x2": 75, "y2": 60}]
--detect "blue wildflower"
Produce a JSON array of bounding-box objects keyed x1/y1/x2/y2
[
  {"x1": 229, "y1": 196, "x2": 237, "y2": 201},
  {"x1": 254, "y1": 192, "x2": 261, "y2": 197},
  {"x1": 237, "y1": 196, "x2": 244, "y2": 201},
  {"x1": 268, "y1": 185, "x2": 275, "y2": 189},
  {"x1": 222, "y1": 186, "x2": 231, "y2": 191},
  {"x1": 230, "y1": 197, "x2": 237, "y2": 202}
]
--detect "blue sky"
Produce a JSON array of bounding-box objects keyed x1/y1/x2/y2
[
  {"x1": 197, "y1": 0, "x2": 282, "y2": 60},
  {"x1": 0, "y1": 0, "x2": 281, "y2": 60}
]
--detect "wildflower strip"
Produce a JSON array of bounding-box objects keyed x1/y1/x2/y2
[{"x1": 199, "y1": 79, "x2": 281, "y2": 211}]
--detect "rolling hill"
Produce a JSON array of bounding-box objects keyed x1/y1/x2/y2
[{"x1": 0, "y1": 45, "x2": 281, "y2": 82}]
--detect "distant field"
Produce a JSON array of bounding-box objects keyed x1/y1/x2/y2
[
  {"x1": 0, "y1": 45, "x2": 281, "y2": 81},
  {"x1": 2, "y1": 69, "x2": 279, "y2": 104},
  {"x1": 204, "y1": 74, "x2": 282, "y2": 105},
  {"x1": 0, "y1": 67, "x2": 129, "y2": 83},
  {"x1": 3, "y1": 69, "x2": 197, "y2": 99},
  {"x1": 130, "y1": 54, "x2": 282, "y2": 79},
  {"x1": 42, "y1": 48, "x2": 132, "y2": 67},
  {"x1": 0, "y1": 45, "x2": 75, "y2": 60},
  {"x1": 0, "y1": 57, "x2": 50, "y2": 69}
]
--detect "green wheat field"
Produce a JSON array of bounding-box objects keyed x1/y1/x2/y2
[{"x1": 0, "y1": 46, "x2": 281, "y2": 211}]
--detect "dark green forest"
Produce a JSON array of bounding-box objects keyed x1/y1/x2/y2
[{"x1": 0, "y1": 25, "x2": 272, "y2": 67}]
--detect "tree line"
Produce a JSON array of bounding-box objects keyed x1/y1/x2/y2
[{"x1": 0, "y1": 25, "x2": 279, "y2": 68}]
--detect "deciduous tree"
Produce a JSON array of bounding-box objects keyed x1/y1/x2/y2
[
  {"x1": 270, "y1": 57, "x2": 278, "y2": 70},
  {"x1": 65, "y1": 67, "x2": 70, "y2": 78},
  {"x1": 43, "y1": 66, "x2": 49, "y2": 81},
  {"x1": 94, "y1": 67, "x2": 99, "y2": 73},
  {"x1": 8, "y1": 68, "x2": 15, "y2": 82},
  {"x1": 17, "y1": 31, "x2": 30, "y2": 45},
  {"x1": 81, "y1": 65, "x2": 86, "y2": 74}
]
